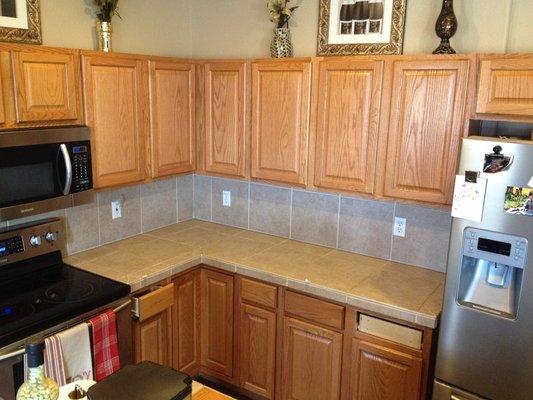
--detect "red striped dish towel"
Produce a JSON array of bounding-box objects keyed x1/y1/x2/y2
[
  {"x1": 89, "y1": 309, "x2": 121, "y2": 381},
  {"x1": 44, "y1": 334, "x2": 67, "y2": 386}
]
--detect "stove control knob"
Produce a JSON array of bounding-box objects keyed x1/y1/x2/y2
[
  {"x1": 29, "y1": 235, "x2": 42, "y2": 247},
  {"x1": 45, "y1": 231, "x2": 58, "y2": 243}
]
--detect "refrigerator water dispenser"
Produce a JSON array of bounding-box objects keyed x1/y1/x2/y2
[{"x1": 457, "y1": 228, "x2": 528, "y2": 319}]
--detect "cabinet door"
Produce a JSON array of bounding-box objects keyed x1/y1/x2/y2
[
  {"x1": 350, "y1": 340, "x2": 422, "y2": 400},
  {"x1": 282, "y1": 317, "x2": 343, "y2": 400},
  {"x1": 133, "y1": 307, "x2": 173, "y2": 367},
  {"x1": 251, "y1": 61, "x2": 311, "y2": 185},
  {"x1": 11, "y1": 51, "x2": 82, "y2": 124},
  {"x1": 204, "y1": 62, "x2": 248, "y2": 177},
  {"x1": 82, "y1": 55, "x2": 148, "y2": 189},
  {"x1": 382, "y1": 60, "x2": 469, "y2": 204},
  {"x1": 314, "y1": 59, "x2": 383, "y2": 194},
  {"x1": 200, "y1": 269, "x2": 234, "y2": 377},
  {"x1": 239, "y1": 303, "x2": 276, "y2": 399},
  {"x1": 476, "y1": 56, "x2": 533, "y2": 116},
  {"x1": 149, "y1": 60, "x2": 195, "y2": 178},
  {"x1": 172, "y1": 271, "x2": 200, "y2": 375}
]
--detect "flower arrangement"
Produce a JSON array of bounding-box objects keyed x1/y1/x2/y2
[
  {"x1": 94, "y1": 0, "x2": 121, "y2": 22},
  {"x1": 267, "y1": 0, "x2": 299, "y2": 29}
]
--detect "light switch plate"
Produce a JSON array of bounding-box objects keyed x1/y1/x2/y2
[
  {"x1": 222, "y1": 190, "x2": 231, "y2": 207},
  {"x1": 111, "y1": 201, "x2": 122, "y2": 219},
  {"x1": 393, "y1": 217, "x2": 406, "y2": 237}
]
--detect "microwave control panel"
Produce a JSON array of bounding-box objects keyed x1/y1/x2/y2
[{"x1": 71, "y1": 143, "x2": 92, "y2": 192}]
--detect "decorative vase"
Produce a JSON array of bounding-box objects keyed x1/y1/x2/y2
[
  {"x1": 96, "y1": 21, "x2": 113, "y2": 52},
  {"x1": 433, "y1": 0, "x2": 458, "y2": 54},
  {"x1": 270, "y1": 28, "x2": 293, "y2": 58}
]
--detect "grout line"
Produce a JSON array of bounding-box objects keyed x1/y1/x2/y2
[
  {"x1": 139, "y1": 184, "x2": 144, "y2": 233},
  {"x1": 192, "y1": 174, "x2": 197, "y2": 219},
  {"x1": 336, "y1": 195, "x2": 341, "y2": 249},
  {"x1": 209, "y1": 176, "x2": 213, "y2": 221},
  {"x1": 389, "y1": 202, "x2": 396, "y2": 261},
  {"x1": 247, "y1": 181, "x2": 251, "y2": 230},
  {"x1": 96, "y1": 191, "x2": 102, "y2": 246},
  {"x1": 289, "y1": 188, "x2": 293, "y2": 239},
  {"x1": 175, "y1": 176, "x2": 179, "y2": 223}
]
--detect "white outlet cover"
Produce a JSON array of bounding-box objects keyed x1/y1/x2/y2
[
  {"x1": 222, "y1": 190, "x2": 231, "y2": 207},
  {"x1": 393, "y1": 217, "x2": 406, "y2": 237},
  {"x1": 111, "y1": 201, "x2": 122, "y2": 219}
]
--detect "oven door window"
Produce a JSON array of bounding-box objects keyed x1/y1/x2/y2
[{"x1": 0, "y1": 144, "x2": 65, "y2": 208}]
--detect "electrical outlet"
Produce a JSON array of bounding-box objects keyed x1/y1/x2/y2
[
  {"x1": 393, "y1": 217, "x2": 406, "y2": 237},
  {"x1": 111, "y1": 201, "x2": 122, "y2": 219},
  {"x1": 222, "y1": 190, "x2": 231, "y2": 207}
]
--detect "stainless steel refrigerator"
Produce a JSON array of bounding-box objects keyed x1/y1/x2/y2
[{"x1": 433, "y1": 137, "x2": 533, "y2": 400}]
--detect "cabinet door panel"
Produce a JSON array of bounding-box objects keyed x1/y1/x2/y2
[
  {"x1": 350, "y1": 340, "x2": 422, "y2": 400},
  {"x1": 282, "y1": 317, "x2": 342, "y2": 400},
  {"x1": 173, "y1": 271, "x2": 200, "y2": 374},
  {"x1": 200, "y1": 269, "x2": 234, "y2": 377},
  {"x1": 150, "y1": 61, "x2": 195, "y2": 177},
  {"x1": 12, "y1": 51, "x2": 81, "y2": 123},
  {"x1": 314, "y1": 60, "x2": 383, "y2": 194},
  {"x1": 82, "y1": 56, "x2": 148, "y2": 188},
  {"x1": 251, "y1": 61, "x2": 311, "y2": 185},
  {"x1": 476, "y1": 56, "x2": 533, "y2": 116},
  {"x1": 134, "y1": 308, "x2": 172, "y2": 367},
  {"x1": 204, "y1": 62, "x2": 247, "y2": 177},
  {"x1": 239, "y1": 304, "x2": 276, "y2": 399},
  {"x1": 383, "y1": 60, "x2": 469, "y2": 204}
]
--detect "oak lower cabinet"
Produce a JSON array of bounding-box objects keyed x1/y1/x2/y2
[
  {"x1": 82, "y1": 53, "x2": 149, "y2": 189},
  {"x1": 149, "y1": 60, "x2": 195, "y2": 178},
  {"x1": 380, "y1": 58, "x2": 471, "y2": 204},
  {"x1": 200, "y1": 269, "x2": 235, "y2": 378},
  {"x1": 476, "y1": 55, "x2": 533, "y2": 117},
  {"x1": 313, "y1": 58, "x2": 383, "y2": 194},
  {"x1": 350, "y1": 340, "x2": 422, "y2": 400},
  {"x1": 172, "y1": 270, "x2": 201, "y2": 375},
  {"x1": 251, "y1": 60, "x2": 312, "y2": 186},
  {"x1": 282, "y1": 317, "x2": 343, "y2": 400},
  {"x1": 133, "y1": 284, "x2": 174, "y2": 367}
]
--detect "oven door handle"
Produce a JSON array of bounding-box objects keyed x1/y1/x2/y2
[{"x1": 59, "y1": 144, "x2": 73, "y2": 195}]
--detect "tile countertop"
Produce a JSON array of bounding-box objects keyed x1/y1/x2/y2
[{"x1": 65, "y1": 220, "x2": 445, "y2": 329}]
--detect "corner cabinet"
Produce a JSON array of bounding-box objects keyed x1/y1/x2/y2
[
  {"x1": 251, "y1": 60, "x2": 312, "y2": 186},
  {"x1": 379, "y1": 58, "x2": 471, "y2": 204},
  {"x1": 313, "y1": 58, "x2": 383, "y2": 194},
  {"x1": 149, "y1": 60, "x2": 195, "y2": 178},
  {"x1": 82, "y1": 53, "x2": 149, "y2": 189},
  {"x1": 476, "y1": 55, "x2": 533, "y2": 117}
]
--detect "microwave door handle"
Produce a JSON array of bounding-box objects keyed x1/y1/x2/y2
[{"x1": 59, "y1": 144, "x2": 72, "y2": 195}]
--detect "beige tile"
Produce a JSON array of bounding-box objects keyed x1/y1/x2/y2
[
  {"x1": 193, "y1": 174, "x2": 212, "y2": 221},
  {"x1": 65, "y1": 201, "x2": 99, "y2": 254},
  {"x1": 203, "y1": 235, "x2": 277, "y2": 263},
  {"x1": 177, "y1": 174, "x2": 193, "y2": 222},
  {"x1": 98, "y1": 185, "x2": 142, "y2": 244},
  {"x1": 234, "y1": 229, "x2": 287, "y2": 245},
  {"x1": 68, "y1": 246, "x2": 118, "y2": 263},
  {"x1": 141, "y1": 178, "x2": 177, "y2": 232},
  {"x1": 195, "y1": 221, "x2": 246, "y2": 236},
  {"x1": 418, "y1": 283, "x2": 445, "y2": 316},
  {"x1": 211, "y1": 177, "x2": 249, "y2": 229},
  {"x1": 155, "y1": 226, "x2": 232, "y2": 249},
  {"x1": 249, "y1": 183, "x2": 291, "y2": 237},
  {"x1": 272, "y1": 240, "x2": 333, "y2": 257}
]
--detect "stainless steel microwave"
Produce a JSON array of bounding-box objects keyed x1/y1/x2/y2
[{"x1": 0, "y1": 127, "x2": 94, "y2": 222}]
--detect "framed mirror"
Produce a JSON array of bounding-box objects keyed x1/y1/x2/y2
[{"x1": 0, "y1": 0, "x2": 41, "y2": 44}]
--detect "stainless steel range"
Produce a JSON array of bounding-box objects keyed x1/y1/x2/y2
[
  {"x1": 433, "y1": 137, "x2": 533, "y2": 400},
  {"x1": 0, "y1": 219, "x2": 131, "y2": 400}
]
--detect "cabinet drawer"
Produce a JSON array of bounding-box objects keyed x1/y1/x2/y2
[
  {"x1": 133, "y1": 283, "x2": 174, "y2": 322},
  {"x1": 358, "y1": 314, "x2": 422, "y2": 350},
  {"x1": 241, "y1": 278, "x2": 277, "y2": 308},
  {"x1": 284, "y1": 290, "x2": 345, "y2": 330}
]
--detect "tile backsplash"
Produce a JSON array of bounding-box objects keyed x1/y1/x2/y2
[{"x1": 194, "y1": 175, "x2": 452, "y2": 272}]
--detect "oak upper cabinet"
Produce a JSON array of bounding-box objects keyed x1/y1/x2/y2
[
  {"x1": 314, "y1": 59, "x2": 384, "y2": 194},
  {"x1": 251, "y1": 60, "x2": 312, "y2": 186},
  {"x1": 133, "y1": 284, "x2": 174, "y2": 367},
  {"x1": 350, "y1": 339, "x2": 422, "y2": 400},
  {"x1": 200, "y1": 269, "x2": 235, "y2": 378},
  {"x1": 172, "y1": 270, "x2": 200, "y2": 375},
  {"x1": 82, "y1": 54, "x2": 149, "y2": 189},
  {"x1": 381, "y1": 59, "x2": 470, "y2": 204},
  {"x1": 203, "y1": 61, "x2": 248, "y2": 178},
  {"x1": 476, "y1": 55, "x2": 533, "y2": 117},
  {"x1": 282, "y1": 317, "x2": 343, "y2": 400},
  {"x1": 149, "y1": 60, "x2": 195, "y2": 178}
]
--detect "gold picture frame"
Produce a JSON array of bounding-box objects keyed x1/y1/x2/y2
[
  {"x1": 0, "y1": 0, "x2": 42, "y2": 45},
  {"x1": 317, "y1": 0, "x2": 407, "y2": 56}
]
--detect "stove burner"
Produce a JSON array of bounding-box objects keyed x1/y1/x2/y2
[
  {"x1": 44, "y1": 281, "x2": 95, "y2": 303},
  {"x1": 0, "y1": 303, "x2": 35, "y2": 323}
]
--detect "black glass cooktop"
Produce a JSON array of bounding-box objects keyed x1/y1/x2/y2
[{"x1": 0, "y1": 251, "x2": 130, "y2": 348}]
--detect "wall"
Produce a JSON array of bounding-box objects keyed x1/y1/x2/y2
[
  {"x1": 40, "y1": 0, "x2": 192, "y2": 57},
  {"x1": 190, "y1": 0, "x2": 533, "y2": 58},
  {"x1": 193, "y1": 175, "x2": 452, "y2": 272}
]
